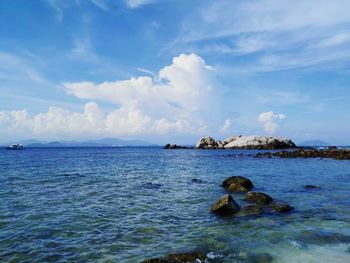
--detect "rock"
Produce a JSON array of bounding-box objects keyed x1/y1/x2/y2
[
  {"x1": 299, "y1": 230, "x2": 350, "y2": 245},
  {"x1": 164, "y1": 144, "x2": 193, "y2": 149},
  {"x1": 227, "y1": 182, "x2": 249, "y2": 192},
  {"x1": 304, "y1": 185, "x2": 320, "y2": 189},
  {"x1": 195, "y1": 137, "x2": 218, "y2": 149},
  {"x1": 256, "y1": 149, "x2": 350, "y2": 160},
  {"x1": 210, "y1": 194, "x2": 240, "y2": 216},
  {"x1": 239, "y1": 252, "x2": 274, "y2": 263},
  {"x1": 222, "y1": 176, "x2": 254, "y2": 190},
  {"x1": 235, "y1": 205, "x2": 264, "y2": 217},
  {"x1": 224, "y1": 136, "x2": 295, "y2": 149},
  {"x1": 144, "y1": 182, "x2": 163, "y2": 189},
  {"x1": 140, "y1": 251, "x2": 207, "y2": 263},
  {"x1": 269, "y1": 202, "x2": 294, "y2": 213},
  {"x1": 141, "y1": 259, "x2": 168, "y2": 263},
  {"x1": 191, "y1": 178, "x2": 203, "y2": 184},
  {"x1": 246, "y1": 191, "x2": 273, "y2": 205},
  {"x1": 217, "y1": 140, "x2": 225, "y2": 149}
]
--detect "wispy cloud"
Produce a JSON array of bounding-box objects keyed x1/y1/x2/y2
[
  {"x1": 167, "y1": 0, "x2": 350, "y2": 71},
  {"x1": 90, "y1": 0, "x2": 109, "y2": 11},
  {"x1": 0, "y1": 51, "x2": 48, "y2": 83},
  {"x1": 125, "y1": 0, "x2": 155, "y2": 9}
]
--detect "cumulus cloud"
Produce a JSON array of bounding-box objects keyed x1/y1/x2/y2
[
  {"x1": 0, "y1": 53, "x2": 224, "y2": 140},
  {"x1": 258, "y1": 111, "x2": 286, "y2": 134}
]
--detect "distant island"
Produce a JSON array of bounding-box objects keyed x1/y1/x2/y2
[
  {"x1": 299, "y1": 140, "x2": 331, "y2": 147},
  {"x1": 2, "y1": 138, "x2": 157, "y2": 148}
]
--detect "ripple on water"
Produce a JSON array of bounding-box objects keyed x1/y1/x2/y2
[{"x1": 0, "y1": 147, "x2": 350, "y2": 262}]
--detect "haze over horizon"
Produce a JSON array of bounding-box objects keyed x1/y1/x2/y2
[{"x1": 1, "y1": 0, "x2": 350, "y2": 145}]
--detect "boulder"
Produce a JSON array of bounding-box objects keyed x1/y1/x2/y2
[
  {"x1": 140, "y1": 251, "x2": 207, "y2": 263},
  {"x1": 227, "y1": 182, "x2": 249, "y2": 192},
  {"x1": 222, "y1": 176, "x2": 254, "y2": 190},
  {"x1": 246, "y1": 191, "x2": 273, "y2": 205},
  {"x1": 210, "y1": 194, "x2": 240, "y2": 216},
  {"x1": 195, "y1": 136, "x2": 218, "y2": 149},
  {"x1": 235, "y1": 205, "x2": 264, "y2": 217},
  {"x1": 269, "y1": 202, "x2": 294, "y2": 213}
]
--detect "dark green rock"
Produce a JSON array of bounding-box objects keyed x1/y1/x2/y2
[
  {"x1": 222, "y1": 176, "x2": 254, "y2": 190},
  {"x1": 246, "y1": 191, "x2": 273, "y2": 205},
  {"x1": 210, "y1": 194, "x2": 240, "y2": 216}
]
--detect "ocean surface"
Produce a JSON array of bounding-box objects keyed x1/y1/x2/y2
[{"x1": 1, "y1": 147, "x2": 350, "y2": 263}]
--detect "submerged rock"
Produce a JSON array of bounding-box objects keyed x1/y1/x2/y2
[
  {"x1": 246, "y1": 191, "x2": 273, "y2": 205},
  {"x1": 222, "y1": 176, "x2": 254, "y2": 190},
  {"x1": 256, "y1": 149, "x2": 350, "y2": 160},
  {"x1": 299, "y1": 230, "x2": 350, "y2": 245},
  {"x1": 304, "y1": 185, "x2": 320, "y2": 189},
  {"x1": 269, "y1": 202, "x2": 294, "y2": 213},
  {"x1": 210, "y1": 194, "x2": 240, "y2": 216},
  {"x1": 191, "y1": 178, "x2": 204, "y2": 184},
  {"x1": 140, "y1": 251, "x2": 207, "y2": 263},
  {"x1": 235, "y1": 205, "x2": 264, "y2": 217},
  {"x1": 238, "y1": 252, "x2": 274, "y2": 263}
]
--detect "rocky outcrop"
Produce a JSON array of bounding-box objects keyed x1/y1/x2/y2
[
  {"x1": 195, "y1": 135, "x2": 296, "y2": 150},
  {"x1": 222, "y1": 176, "x2": 254, "y2": 192},
  {"x1": 210, "y1": 194, "x2": 240, "y2": 216},
  {"x1": 195, "y1": 137, "x2": 219, "y2": 149},
  {"x1": 164, "y1": 144, "x2": 193, "y2": 149},
  {"x1": 140, "y1": 251, "x2": 207, "y2": 263},
  {"x1": 256, "y1": 149, "x2": 350, "y2": 160},
  {"x1": 246, "y1": 191, "x2": 273, "y2": 205}
]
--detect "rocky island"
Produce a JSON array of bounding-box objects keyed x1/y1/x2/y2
[
  {"x1": 196, "y1": 135, "x2": 296, "y2": 149},
  {"x1": 165, "y1": 135, "x2": 296, "y2": 150}
]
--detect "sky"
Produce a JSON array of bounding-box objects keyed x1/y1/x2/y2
[{"x1": 0, "y1": 0, "x2": 350, "y2": 145}]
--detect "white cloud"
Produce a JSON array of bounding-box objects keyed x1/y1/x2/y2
[
  {"x1": 220, "y1": 119, "x2": 232, "y2": 133},
  {"x1": 310, "y1": 32, "x2": 350, "y2": 48},
  {"x1": 0, "y1": 53, "x2": 225, "y2": 140},
  {"x1": 258, "y1": 111, "x2": 286, "y2": 134},
  {"x1": 125, "y1": 0, "x2": 155, "y2": 9}
]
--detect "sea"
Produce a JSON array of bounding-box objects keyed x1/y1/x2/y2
[{"x1": 1, "y1": 147, "x2": 350, "y2": 262}]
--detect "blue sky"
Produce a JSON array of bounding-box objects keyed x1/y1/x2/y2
[{"x1": 0, "y1": 0, "x2": 350, "y2": 144}]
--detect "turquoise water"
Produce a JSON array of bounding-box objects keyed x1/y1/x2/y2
[{"x1": 1, "y1": 147, "x2": 350, "y2": 262}]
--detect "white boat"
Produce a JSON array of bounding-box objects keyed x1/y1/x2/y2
[{"x1": 6, "y1": 144, "x2": 24, "y2": 150}]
